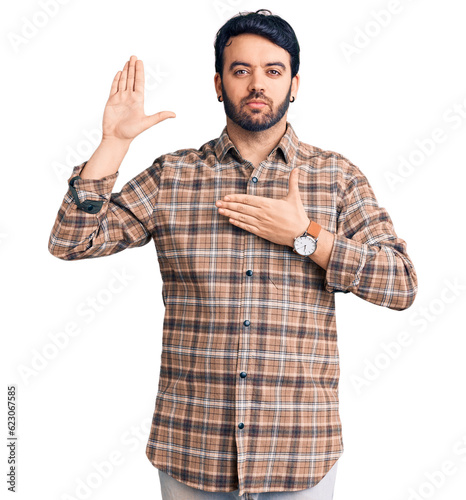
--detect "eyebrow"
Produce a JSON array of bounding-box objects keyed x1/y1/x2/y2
[{"x1": 228, "y1": 60, "x2": 287, "y2": 71}]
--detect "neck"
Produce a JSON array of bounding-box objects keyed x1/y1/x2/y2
[{"x1": 225, "y1": 116, "x2": 288, "y2": 168}]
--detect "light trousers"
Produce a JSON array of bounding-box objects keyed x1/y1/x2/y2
[{"x1": 158, "y1": 460, "x2": 338, "y2": 500}]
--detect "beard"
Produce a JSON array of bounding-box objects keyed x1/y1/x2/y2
[{"x1": 221, "y1": 81, "x2": 292, "y2": 132}]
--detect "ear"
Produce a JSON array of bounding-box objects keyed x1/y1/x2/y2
[
  {"x1": 214, "y1": 73, "x2": 222, "y2": 97},
  {"x1": 291, "y1": 73, "x2": 300, "y2": 100}
]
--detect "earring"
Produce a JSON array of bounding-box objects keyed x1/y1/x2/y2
[
  {"x1": 290, "y1": 96, "x2": 295, "y2": 103},
  {"x1": 218, "y1": 95, "x2": 223, "y2": 102}
]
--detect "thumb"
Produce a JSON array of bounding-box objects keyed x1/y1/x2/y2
[
  {"x1": 287, "y1": 167, "x2": 301, "y2": 200},
  {"x1": 142, "y1": 110, "x2": 176, "y2": 131}
]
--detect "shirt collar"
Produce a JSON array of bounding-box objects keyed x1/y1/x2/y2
[{"x1": 214, "y1": 121, "x2": 300, "y2": 167}]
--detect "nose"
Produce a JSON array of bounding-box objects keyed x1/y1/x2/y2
[{"x1": 247, "y1": 69, "x2": 266, "y2": 94}]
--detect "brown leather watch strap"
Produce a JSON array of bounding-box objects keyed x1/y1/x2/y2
[{"x1": 306, "y1": 220, "x2": 321, "y2": 239}]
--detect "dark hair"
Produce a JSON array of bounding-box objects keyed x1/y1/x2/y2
[{"x1": 214, "y1": 9, "x2": 300, "y2": 80}]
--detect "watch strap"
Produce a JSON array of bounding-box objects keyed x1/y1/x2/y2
[{"x1": 306, "y1": 220, "x2": 321, "y2": 239}]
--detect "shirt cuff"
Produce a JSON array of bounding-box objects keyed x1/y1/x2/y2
[
  {"x1": 324, "y1": 234, "x2": 368, "y2": 293},
  {"x1": 66, "y1": 161, "x2": 119, "y2": 214}
]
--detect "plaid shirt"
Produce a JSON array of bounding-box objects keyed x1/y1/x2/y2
[{"x1": 49, "y1": 122, "x2": 417, "y2": 496}]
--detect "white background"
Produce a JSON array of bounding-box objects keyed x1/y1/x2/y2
[{"x1": 2, "y1": 0, "x2": 466, "y2": 499}]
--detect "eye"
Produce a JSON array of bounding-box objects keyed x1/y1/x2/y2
[
  {"x1": 234, "y1": 69, "x2": 248, "y2": 75},
  {"x1": 269, "y1": 69, "x2": 281, "y2": 75}
]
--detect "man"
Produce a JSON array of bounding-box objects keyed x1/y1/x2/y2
[{"x1": 48, "y1": 9, "x2": 418, "y2": 500}]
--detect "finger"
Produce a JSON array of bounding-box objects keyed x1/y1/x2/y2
[
  {"x1": 110, "y1": 71, "x2": 121, "y2": 97},
  {"x1": 229, "y1": 217, "x2": 256, "y2": 235},
  {"x1": 119, "y1": 60, "x2": 129, "y2": 92},
  {"x1": 222, "y1": 194, "x2": 264, "y2": 207},
  {"x1": 223, "y1": 200, "x2": 257, "y2": 216},
  {"x1": 127, "y1": 55, "x2": 137, "y2": 91},
  {"x1": 219, "y1": 205, "x2": 258, "y2": 222},
  {"x1": 134, "y1": 59, "x2": 144, "y2": 94}
]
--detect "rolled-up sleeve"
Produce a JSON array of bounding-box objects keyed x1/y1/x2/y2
[
  {"x1": 324, "y1": 161, "x2": 418, "y2": 311},
  {"x1": 48, "y1": 158, "x2": 162, "y2": 260}
]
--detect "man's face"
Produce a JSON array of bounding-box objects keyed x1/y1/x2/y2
[{"x1": 215, "y1": 33, "x2": 299, "y2": 132}]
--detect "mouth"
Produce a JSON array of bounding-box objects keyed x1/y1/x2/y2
[{"x1": 246, "y1": 100, "x2": 268, "y2": 109}]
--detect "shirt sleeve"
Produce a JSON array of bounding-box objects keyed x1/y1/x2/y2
[
  {"x1": 48, "y1": 158, "x2": 162, "y2": 260},
  {"x1": 324, "y1": 160, "x2": 418, "y2": 311}
]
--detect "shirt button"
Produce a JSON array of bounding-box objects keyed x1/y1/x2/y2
[
  {"x1": 243, "y1": 320, "x2": 250, "y2": 327},
  {"x1": 246, "y1": 270, "x2": 253, "y2": 276},
  {"x1": 238, "y1": 423, "x2": 245, "y2": 429},
  {"x1": 240, "y1": 371, "x2": 247, "y2": 378},
  {"x1": 86, "y1": 204, "x2": 94, "y2": 211},
  {"x1": 251, "y1": 177, "x2": 258, "y2": 183}
]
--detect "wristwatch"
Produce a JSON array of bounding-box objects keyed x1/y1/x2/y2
[{"x1": 293, "y1": 220, "x2": 321, "y2": 256}]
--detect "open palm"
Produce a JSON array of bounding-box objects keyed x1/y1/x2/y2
[{"x1": 102, "y1": 55, "x2": 175, "y2": 142}]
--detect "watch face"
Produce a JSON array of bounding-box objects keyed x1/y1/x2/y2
[{"x1": 294, "y1": 236, "x2": 317, "y2": 256}]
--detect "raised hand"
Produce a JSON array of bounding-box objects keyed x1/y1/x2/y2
[{"x1": 102, "y1": 55, "x2": 175, "y2": 143}]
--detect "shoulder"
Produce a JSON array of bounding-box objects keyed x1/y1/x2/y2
[
  {"x1": 154, "y1": 138, "x2": 218, "y2": 168},
  {"x1": 297, "y1": 139, "x2": 374, "y2": 202},
  {"x1": 299, "y1": 139, "x2": 360, "y2": 177}
]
